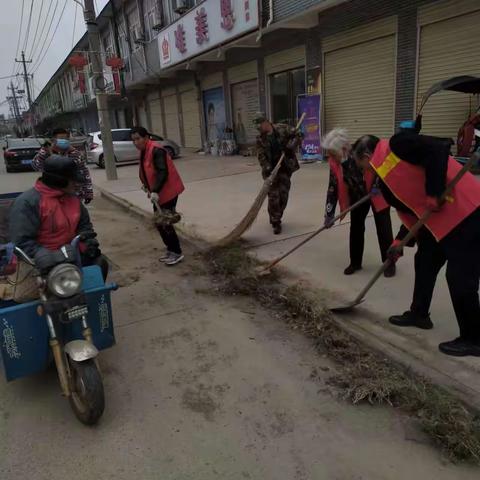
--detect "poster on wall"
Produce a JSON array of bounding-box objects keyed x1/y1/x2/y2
[
  {"x1": 203, "y1": 87, "x2": 226, "y2": 145},
  {"x1": 297, "y1": 94, "x2": 322, "y2": 162},
  {"x1": 231, "y1": 79, "x2": 259, "y2": 146}
]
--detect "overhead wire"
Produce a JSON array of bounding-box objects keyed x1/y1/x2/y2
[
  {"x1": 27, "y1": 0, "x2": 46, "y2": 59},
  {"x1": 22, "y1": 0, "x2": 35, "y2": 54},
  {"x1": 29, "y1": 0, "x2": 59, "y2": 70},
  {"x1": 71, "y1": 0, "x2": 78, "y2": 48},
  {"x1": 12, "y1": 0, "x2": 26, "y2": 76},
  {"x1": 30, "y1": 0, "x2": 68, "y2": 74},
  {"x1": 29, "y1": 0, "x2": 55, "y2": 61}
]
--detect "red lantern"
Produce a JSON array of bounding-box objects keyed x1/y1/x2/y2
[
  {"x1": 68, "y1": 54, "x2": 88, "y2": 94},
  {"x1": 106, "y1": 56, "x2": 124, "y2": 95}
]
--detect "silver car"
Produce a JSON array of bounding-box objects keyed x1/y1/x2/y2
[{"x1": 87, "y1": 128, "x2": 181, "y2": 167}]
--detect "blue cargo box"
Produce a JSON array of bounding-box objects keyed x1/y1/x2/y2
[{"x1": 0, "y1": 266, "x2": 116, "y2": 382}]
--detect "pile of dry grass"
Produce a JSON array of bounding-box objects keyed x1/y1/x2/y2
[{"x1": 203, "y1": 245, "x2": 480, "y2": 463}]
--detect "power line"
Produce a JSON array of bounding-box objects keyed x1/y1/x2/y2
[
  {"x1": 12, "y1": 0, "x2": 26, "y2": 75},
  {"x1": 22, "y1": 0, "x2": 35, "y2": 54},
  {"x1": 29, "y1": 0, "x2": 59, "y2": 67},
  {"x1": 31, "y1": 0, "x2": 68, "y2": 75},
  {"x1": 29, "y1": 0, "x2": 55, "y2": 61},
  {"x1": 27, "y1": 0, "x2": 46, "y2": 58},
  {"x1": 72, "y1": 0, "x2": 78, "y2": 48}
]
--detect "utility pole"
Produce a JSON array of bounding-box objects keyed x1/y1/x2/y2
[
  {"x1": 15, "y1": 51, "x2": 33, "y2": 109},
  {"x1": 8, "y1": 82, "x2": 21, "y2": 124},
  {"x1": 81, "y1": 0, "x2": 118, "y2": 180}
]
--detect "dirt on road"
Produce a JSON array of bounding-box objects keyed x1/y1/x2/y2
[{"x1": 0, "y1": 196, "x2": 478, "y2": 480}]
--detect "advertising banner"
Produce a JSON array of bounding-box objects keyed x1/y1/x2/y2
[
  {"x1": 203, "y1": 87, "x2": 226, "y2": 144},
  {"x1": 297, "y1": 94, "x2": 322, "y2": 162}
]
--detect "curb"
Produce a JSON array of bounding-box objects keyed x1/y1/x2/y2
[{"x1": 97, "y1": 185, "x2": 480, "y2": 413}]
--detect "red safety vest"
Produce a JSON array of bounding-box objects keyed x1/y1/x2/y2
[
  {"x1": 328, "y1": 157, "x2": 389, "y2": 214},
  {"x1": 139, "y1": 140, "x2": 185, "y2": 205},
  {"x1": 35, "y1": 180, "x2": 81, "y2": 250},
  {"x1": 370, "y1": 139, "x2": 480, "y2": 241}
]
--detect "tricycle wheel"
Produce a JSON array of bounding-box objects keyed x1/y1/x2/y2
[{"x1": 68, "y1": 358, "x2": 105, "y2": 425}]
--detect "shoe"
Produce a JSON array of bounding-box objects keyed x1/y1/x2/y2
[
  {"x1": 160, "y1": 251, "x2": 173, "y2": 262},
  {"x1": 438, "y1": 338, "x2": 480, "y2": 357},
  {"x1": 384, "y1": 263, "x2": 396, "y2": 278},
  {"x1": 344, "y1": 264, "x2": 362, "y2": 275},
  {"x1": 389, "y1": 311, "x2": 433, "y2": 330},
  {"x1": 165, "y1": 253, "x2": 184, "y2": 266},
  {"x1": 272, "y1": 223, "x2": 282, "y2": 235}
]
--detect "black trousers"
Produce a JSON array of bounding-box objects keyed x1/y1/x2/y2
[
  {"x1": 349, "y1": 200, "x2": 393, "y2": 268},
  {"x1": 410, "y1": 208, "x2": 480, "y2": 342},
  {"x1": 154, "y1": 197, "x2": 182, "y2": 255}
]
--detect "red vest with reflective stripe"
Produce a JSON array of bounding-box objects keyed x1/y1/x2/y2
[
  {"x1": 139, "y1": 140, "x2": 185, "y2": 205},
  {"x1": 370, "y1": 139, "x2": 480, "y2": 241},
  {"x1": 35, "y1": 180, "x2": 81, "y2": 251}
]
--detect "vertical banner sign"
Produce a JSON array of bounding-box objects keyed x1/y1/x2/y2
[
  {"x1": 203, "y1": 87, "x2": 226, "y2": 144},
  {"x1": 297, "y1": 94, "x2": 322, "y2": 161}
]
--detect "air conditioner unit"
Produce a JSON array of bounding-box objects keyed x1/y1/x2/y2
[
  {"x1": 174, "y1": 0, "x2": 193, "y2": 15},
  {"x1": 132, "y1": 26, "x2": 145, "y2": 44},
  {"x1": 152, "y1": 8, "x2": 164, "y2": 30}
]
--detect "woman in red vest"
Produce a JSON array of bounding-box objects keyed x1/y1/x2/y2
[
  {"x1": 131, "y1": 127, "x2": 185, "y2": 266},
  {"x1": 323, "y1": 128, "x2": 395, "y2": 277},
  {"x1": 353, "y1": 132, "x2": 480, "y2": 357}
]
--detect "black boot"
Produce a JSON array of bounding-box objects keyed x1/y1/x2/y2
[
  {"x1": 344, "y1": 264, "x2": 362, "y2": 275},
  {"x1": 272, "y1": 222, "x2": 282, "y2": 235},
  {"x1": 389, "y1": 311, "x2": 433, "y2": 330},
  {"x1": 384, "y1": 263, "x2": 396, "y2": 278},
  {"x1": 438, "y1": 338, "x2": 480, "y2": 357}
]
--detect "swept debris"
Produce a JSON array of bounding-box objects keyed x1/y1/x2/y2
[{"x1": 202, "y1": 244, "x2": 480, "y2": 463}]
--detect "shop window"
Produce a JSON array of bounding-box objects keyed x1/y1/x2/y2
[{"x1": 270, "y1": 67, "x2": 305, "y2": 125}]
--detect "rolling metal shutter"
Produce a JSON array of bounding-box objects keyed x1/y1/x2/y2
[
  {"x1": 323, "y1": 17, "x2": 397, "y2": 140},
  {"x1": 228, "y1": 61, "x2": 258, "y2": 84},
  {"x1": 179, "y1": 81, "x2": 201, "y2": 148},
  {"x1": 163, "y1": 94, "x2": 181, "y2": 145},
  {"x1": 147, "y1": 91, "x2": 164, "y2": 136},
  {"x1": 417, "y1": 2, "x2": 480, "y2": 139},
  {"x1": 201, "y1": 72, "x2": 223, "y2": 91},
  {"x1": 264, "y1": 46, "x2": 305, "y2": 75}
]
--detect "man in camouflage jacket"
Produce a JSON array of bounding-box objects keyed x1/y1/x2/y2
[{"x1": 254, "y1": 114, "x2": 302, "y2": 234}]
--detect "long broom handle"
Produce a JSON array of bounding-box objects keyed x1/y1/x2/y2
[
  {"x1": 267, "y1": 113, "x2": 307, "y2": 183},
  {"x1": 261, "y1": 193, "x2": 372, "y2": 272},
  {"x1": 352, "y1": 151, "x2": 480, "y2": 305}
]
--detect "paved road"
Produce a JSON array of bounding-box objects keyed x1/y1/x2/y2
[{"x1": 0, "y1": 161, "x2": 479, "y2": 478}]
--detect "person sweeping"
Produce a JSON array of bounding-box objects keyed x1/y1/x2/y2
[
  {"x1": 323, "y1": 128, "x2": 395, "y2": 277},
  {"x1": 353, "y1": 131, "x2": 480, "y2": 357},
  {"x1": 254, "y1": 114, "x2": 303, "y2": 235},
  {"x1": 131, "y1": 127, "x2": 185, "y2": 266}
]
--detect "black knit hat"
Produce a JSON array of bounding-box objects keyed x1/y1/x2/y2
[{"x1": 41, "y1": 155, "x2": 83, "y2": 189}]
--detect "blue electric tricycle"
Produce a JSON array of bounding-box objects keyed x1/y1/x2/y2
[{"x1": 0, "y1": 192, "x2": 117, "y2": 425}]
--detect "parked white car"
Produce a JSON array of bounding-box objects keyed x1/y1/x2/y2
[{"x1": 87, "y1": 128, "x2": 181, "y2": 168}]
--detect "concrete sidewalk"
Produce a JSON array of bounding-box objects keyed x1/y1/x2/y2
[{"x1": 92, "y1": 153, "x2": 480, "y2": 409}]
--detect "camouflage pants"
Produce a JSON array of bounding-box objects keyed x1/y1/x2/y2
[{"x1": 267, "y1": 171, "x2": 292, "y2": 225}]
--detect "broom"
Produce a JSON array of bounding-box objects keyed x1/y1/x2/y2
[
  {"x1": 216, "y1": 113, "x2": 306, "y2": 247},
  {"x1": 257, "y1": 193, "x2": 372, "y2": 274}
]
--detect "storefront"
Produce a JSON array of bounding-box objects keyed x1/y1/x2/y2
[
  {"x1": 147, "y1": 90, "x2": 164, "y2": 136},
  {"x1": 228, "y1": 61, "x2": 259, "y2": 147},
  {"x1": 323, "y1": 17, "x2": 397, "y2": 140},
  {"x1": 162, "y1": 86, "x2": 182, "y2": 145},
  {"x1": 265, "y1": 46, "x2": 306, "y2": 126},
  {"x1": 157, "y1": 0, "x2": 259, "y2": 151},
  {"x1": 416, "y1": 0, "x2": 480, "y2": 138},
  {"x1": 179, "y1": 80, "x2": 202, "y2": 149}
]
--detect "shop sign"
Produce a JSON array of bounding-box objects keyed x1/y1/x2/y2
[
  {"x1": 158, "y1": 0, "x2": 259, "y2": 69},
  {"x1": 297, "y1": 94, "x2": 322, "y2": 161}
]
